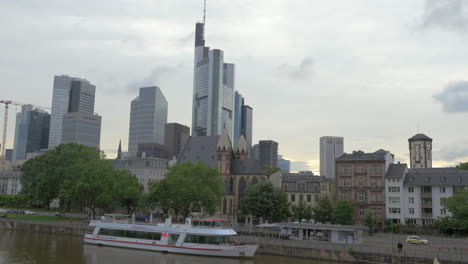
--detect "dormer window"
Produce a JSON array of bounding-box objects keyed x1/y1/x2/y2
[
  {"x1": 425, "y1": 177, "x2": 430, "y2": 182},
  {"x1": 458, "y1": 177, "x2": 463, "y2": 182},
  {"x1": 440, "y1": 177, "x2": 446, "y2": 182}
]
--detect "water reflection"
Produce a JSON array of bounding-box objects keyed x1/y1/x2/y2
[{"x1": 0, "y1": 230, "x2": 335, "y2": 264}]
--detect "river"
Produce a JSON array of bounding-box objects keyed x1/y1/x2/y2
[{"x1": 0, "y1": 230, "x2": 336, "y2": 264}]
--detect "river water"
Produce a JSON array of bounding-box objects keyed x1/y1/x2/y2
[{"x1": 0, "y1": 230, "x2": 335, "y2": 264}]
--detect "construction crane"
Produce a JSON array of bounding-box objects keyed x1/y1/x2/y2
[{"x1": 0, "y1": 100, "x2": 50, "y2": 159}]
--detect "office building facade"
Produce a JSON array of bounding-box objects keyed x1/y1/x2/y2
[
  {"x1": 164, "y1": 123, "x2": 190, "y2": 159},
  {"x1": 48, "y1": 75, "x2": 95, "y2": 149},
  {"x1": 278, "y1": 155, "x2": 291, "y2": 172},
  {"x1": 128, "y1": 86, "x2": 168, "y2": 156},
  {"x1": 191, "y1": 22, "x2": 234, "y2": 140},
  {"x1": 13, "y1": 105, "x2": 50, "y2": 161},
  {"x1": 320, "y1": 136, "x2": 344, "y2": 179},
  {"x1": 258, "y1": 140, "x2": 279, "y2": 168},
  {"x1": 61, "y1": 112, "x2": 101, "y2": 148},
  {"x1": 233, "y1": 92, "x2": 253, "y2": 151}
]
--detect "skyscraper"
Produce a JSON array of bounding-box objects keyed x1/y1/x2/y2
[
  {"x1": 192, "y1": 21, "x2": 234, "y2": 139},
  {"x1": 12, "y1": 105, "x2": 50, "y2": 161},
  {"x1": 259, "y1": 140, "x2": 279, "y2": 168},
  {"x1": 278, "y1": 155, "x2": 291, "y2": 172},
  {"x1": 48, "y1": 75, "x2": 96, "y2": 149},
  {"x1": 233, "y1": 92, "x2": 253, "y2": 151},
  {"x1": 164, "y1": 123, "x2": 190, "y2": 159},
  {"x1": 128, "y1": 86, "x2": 168, "y2": 156},
  {"x1": 61, "y1": 112, "x2": 101, "y2": 148},
  {"x1": 319, "y1": 136, "x2": 344, "y2": 179}
]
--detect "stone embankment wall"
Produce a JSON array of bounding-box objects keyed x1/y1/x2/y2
[{"x1": 0, "y1": 219, "x2": 92, "y2": 236}]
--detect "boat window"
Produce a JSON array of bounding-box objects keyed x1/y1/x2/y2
[
  {"x1": 98, "y1": 228, "x2": 161, "y2": 240},
  {"x1": 185, "y1": 235, "x2": 230, "y2": 244}
]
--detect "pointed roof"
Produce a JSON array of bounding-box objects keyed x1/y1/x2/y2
[
  {"x1": 216, "y1": 130, "x2": 232, "y2": 152},
  {"x1": 117, "y1": 139, "x2": 122, "y2": 159},
  {"x1": 235, "y1": 135, "x2": 248, "y2": 154},
  {"x1": 408, "y1": 133, "x2": 432, "y2": 142}
]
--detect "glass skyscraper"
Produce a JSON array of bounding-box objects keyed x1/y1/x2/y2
[
  {"x1": 48, "y1": 75, "x2": 96, "y2": 149},
  {"x1": 233, "y1": 91, "x2": 253, "y2": 151},
  {"x1": 128, "y1": 86, "x2": 168, "y2": 156},
  {"x1": 192, "y1": 22, "x2": 234, "y2": 139},
  {"x1": 12, "y1": 105, "x2": 50, "y2": 161}
]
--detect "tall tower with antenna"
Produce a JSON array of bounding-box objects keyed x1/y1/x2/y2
[{"x1": 191, "y1": 0, "x2": 235, "y2": 139}]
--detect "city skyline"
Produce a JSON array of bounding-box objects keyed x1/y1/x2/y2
[{"x1": 1, "y1": 0, "x2": 468, "y2": 172}]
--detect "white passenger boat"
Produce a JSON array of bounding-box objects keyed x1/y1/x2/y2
[{"x1": 84, "y1": 214, "x2": 257, "y2": 258}]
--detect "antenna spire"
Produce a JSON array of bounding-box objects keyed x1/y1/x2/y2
[{"x1": 203, "y1": 0, "x2": 206, "y2": 24}]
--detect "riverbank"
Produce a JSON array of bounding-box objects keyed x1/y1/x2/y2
[{"x1": 1, "y1": 219, "x2": 466, "y2": 263}]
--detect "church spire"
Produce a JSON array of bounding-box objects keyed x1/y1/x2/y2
[{"x1": 117, "y1": 139, "x2": 122, "y2": 159}]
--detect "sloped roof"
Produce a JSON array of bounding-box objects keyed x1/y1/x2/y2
[
  {"x1": 385, "y1": 163, "x2": 408, "y2": 178},
  {"x1": 408, "y1": 133, "x2": 432, "y2": 142},
  {"x1": 281, "y1": 173, "x2": 321, "y2": 193},
  {"x1": 230, "y1": 159, "x2": 266, "y2": 175},
  {"x1": 217, "y1": 130, "x2": 232, "y2": 152},
  {"x1": 404, "y1": 168, "x2": 468, "y2": 186},
  {"x1": 177, "y1": 136, "x2": 220, "y2": 168},
  {"x1": 235, "y1": 135, "x2": 248, "y2": 154},
  {"x1": 336, "y1": 150, "x2": 390, "y2": 161}
]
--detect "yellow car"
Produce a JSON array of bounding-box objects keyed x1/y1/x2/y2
[{"x1": 406, "y1": 236, "x2": 429, "y2": 245}]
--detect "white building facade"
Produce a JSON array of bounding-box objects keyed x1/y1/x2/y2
[
  {"x1": 385, "y1": 164, "x2": 468, "y2": 225},
  {"x1": 320, "y1": 136, "x2": 344, "y2": 179}
]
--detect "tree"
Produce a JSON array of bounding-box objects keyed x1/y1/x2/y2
[
  {"x1": 21, "y1": 143, "x2": 102, "y2": 209},
  {"x1": 263, "y1": 165, "x2": 281, "y2": 176},
  {"x1": 291, "y1": 201, "x2": 313, "y2": 222},
  {"x1": 240, "y1": 181, "x2": 290, "y2": 222},
  {"x1": 313, "y1": 196, "x2": 334, "y2": 223},
  {"x1": 441, "y1": 189, "x2": 468, "y2": 221},
  {"x1": 114, "y1": 170, "x2": 143, "y2": 214},
  {"x1": 147, "y1": 161, "x2": 225, "y2": 219},
  {"x1": 363, "y1": 210, "x2": 378, "y2": 235},
  {"x1": 334, "y1": 200, "x2": 354, "y2": 225},
  {"x1": 272, "y1": 189, "x2": 291, "y2": 222},
  {"x1": 456, "y1": 162, "x2": 468, "y2": 171}
]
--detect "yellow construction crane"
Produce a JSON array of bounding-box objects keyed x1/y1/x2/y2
[{"x1": 0, "y1": 100, "x2": 50, "y2": 159}]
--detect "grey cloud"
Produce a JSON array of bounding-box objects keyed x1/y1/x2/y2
[
  {"x1": 418, "y1": 0, "x2": 468, "y2": 32},
  {"x1": 103, "y1": 64, "x2": 184, "y2": 94},
  {"x1": 437, "y1": 143, "x2": 468, "y2": 162},
  {"x1": 177, "y1": 32, "x2": 195, "y2": 45},
  {"x1": 433, "y1": 81, "x2": 468, "y2": 112},
  {"x1": 278, "y1": 57, "x2": 314, "y2": 80},
  {"x1": 291, "y1": 161, "x2": 313, "y2": 173}
]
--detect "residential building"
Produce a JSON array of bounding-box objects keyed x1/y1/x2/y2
[
  {"x1": 164, "y1": 123, "x2": 190, "y2": 159},
  {"x1": 408, "y1": 133, "x2": 432, "y2": 168},
  {"x1": 177, "y1": 133, "x2": 267, "y2": 216},
  {"x1": 48, "y1": 75, "x2": 95, "y2": 149},
  {"x1": 128, "y1": 86, "x2": 168, "y2": 157},
  {"x1": 191, "y1": 21, "x2": 234, "y2": 140},
  {"x1": 258, "y1": 140, "x2": 278, "y2": 168},
  {"x1": 320, "y1": 136, "x2": 344, "y2": 179},
  {"x1": 385, "y1": 164, "x2": 468, "y2": 225},
  {"x1": 61, "y1": 112, "x2": 101, "y2": 148},
  {"x1": 111, "y1": 158, "x2": 169, "y2": 193},
  {"x1": 282, "y1": 171, "x2": 322, "y2": 208},
  {"x1": 278, "y1": 155, "x2": 291, "y2": 172},
  {"x1": 0, "y1": 160, "x2": 23, "y2": 171},
  {"x1": 336, "y1": 150, "x2": 394, "y2": 228},
  {"x1": 0, "y1": 171, "x2": 22, "y2": 195},
  {"x1": 320, "y1": 176, "x2": 337, "y2": 205},
  {"x1": 12, "y1": 105, "x2": 50, "y2": 161}
]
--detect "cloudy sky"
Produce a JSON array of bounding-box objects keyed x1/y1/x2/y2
[{"x1": 1, "y1": 0, "x2": 468, "y2": 172}]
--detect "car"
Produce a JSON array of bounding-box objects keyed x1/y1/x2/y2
[
  {"x1": 135, "y1": 214, "x2": 149, "y2": 222},
  {"x1": 406, "y1": 236, "x2": 429, "y2": 245},
  {"x1": 0, "y1": 214, "x2": 7, "y2": 218},
  {"x1": 6, "y1": 209, "x2": 18, "y2": 214},
  {"x1": 0, "y1": 209, "x2": 7, "y2": 213},
  {"x1": 24, "y1": 210, "x2": 35, "y2": 215},
  {"x1": 54, "y1": 212, "x2": 64, "y2": 217}
]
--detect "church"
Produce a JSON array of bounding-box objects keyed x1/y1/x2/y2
[{"x1": 177, "y1": 131, "x2": 268, "y2": 216}]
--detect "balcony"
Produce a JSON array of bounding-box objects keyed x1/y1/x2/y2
[
  {"x1": 421, "y1": 192, "x2": 432, "y2": 198},
  {"x1": 421, "y1": 213, "x2": 433, "y2": 218}
]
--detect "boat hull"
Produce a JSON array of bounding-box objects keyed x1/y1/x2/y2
[{"x1": 84, "y1": 234, "x2": 257, "y2": 258}]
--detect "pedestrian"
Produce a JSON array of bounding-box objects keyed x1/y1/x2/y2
[{"x1": 397, "y1": 242, "x2": 403, "y2": 253}]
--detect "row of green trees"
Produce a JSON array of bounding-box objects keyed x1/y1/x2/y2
[
  {"x1": 20, "y1": 143, "x2": 143, "y2": 219},
  {"x1": 0, "y1": 194, "x2": 28, "y2": 209},
  {"x1": 238, "y1": 181, "x2": 356, "y2": 225}
]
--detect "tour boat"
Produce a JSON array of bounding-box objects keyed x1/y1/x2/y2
[{"x1": 83, "y1": 214, "x2": 257, "y2": 258}]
